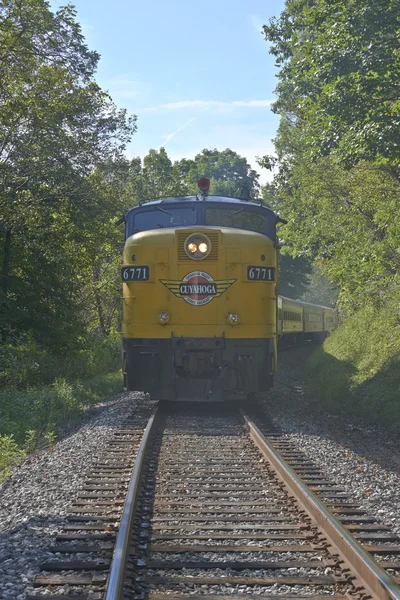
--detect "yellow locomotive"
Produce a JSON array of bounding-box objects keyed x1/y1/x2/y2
[{"x1": 121, "y1": 179, "x2": 337, "y2": 402}]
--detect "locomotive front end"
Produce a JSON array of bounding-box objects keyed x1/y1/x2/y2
[{"x1": 121, "y1": 193, "x2": 279, "y2": 402}]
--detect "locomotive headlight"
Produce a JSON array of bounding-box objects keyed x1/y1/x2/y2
[
  {"x1": 228, "y1": 313, "x2": 240, "y2": 325},
  {"x1": 198, "y1": 242, "x2": 208, "y2": 254},
  {"x1": 184, "y1": 233, "x2": 211, "y2": 259},
  {"x1": 158, "y1": 311, "x2": 170, "y2": 324}
]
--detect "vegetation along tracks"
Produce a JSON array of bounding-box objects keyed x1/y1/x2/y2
[{"x1": 28, "y1": 405, "x2": 400, "y2": 600}]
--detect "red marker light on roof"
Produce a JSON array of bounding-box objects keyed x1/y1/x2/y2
[{"x1": 198, "y1": 177, "x2": 210, "y2": 192}]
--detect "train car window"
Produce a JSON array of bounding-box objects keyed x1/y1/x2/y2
[
  {"x1": 285, "y1": 310, "x2": 302, "y2": 322},
  {"x1": 127, "y1": 205, "x2": 196, "y2": 235},
  {"x1": 205, "y1": 207, "x2": 268, "y2": 235}
]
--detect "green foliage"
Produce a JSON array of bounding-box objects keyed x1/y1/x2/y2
[
  {"x1": 141, "y1": 148, "x2": 189, "y2": 199},
  {"x1": 0, "y1": 1, "x2": 136, "y2": 349},
  {"x1": 278, "y1": 253, "x2": 312, "y2": 299},
  {"x1": 0, "y1": 330, "x2": 121, "y2": 389},
  {"x1": 132, "y1": 147, "x2": 261, "y2": 203},
  {"x1": 307, "y1": 292, "x2": 400, "y2": 432},
  {"x1": 260, "y1": 0, "x2": 400, "y2": 313},
  {"x1": 269, "y1": 157, "x2": 400, "y2": 310},
  {"x1": 301, "y1": 265, "x2": 338, "y2": 307},
  {"x1": 178, "y1": 148, "x2": 260, "y2": 199},
  {"x1": 43, "y1": 429, "x2": 56, "y2": 448},
  {"x1": 263, "y1": 0, "x2": 400, "y2": 167},
  {"x1": 24, "y1": 429, "x2": 39, "y2": 453},
  {"x1": 0, "y1": 434, "x2": 25, "y2": 477},
  {"x1": 0, "y1": 371, "x2": 123, "y2": 477}
]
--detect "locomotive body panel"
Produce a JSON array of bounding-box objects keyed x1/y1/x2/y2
[
  {"x1": 122, "y1": 227, "x2": 277, "y2": 340},
  {"x1": 303, "y1": 302, "x2": 324, "y2": 333}
]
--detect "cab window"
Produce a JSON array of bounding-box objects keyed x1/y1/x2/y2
[
  {"x1": 126, "y1": 205, "x2": 196, "y2": 236},
  {"x1": 205, "y1": 207, "x2": 268, "y2": 235}
]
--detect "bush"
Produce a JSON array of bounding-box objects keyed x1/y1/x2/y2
[
  {"x1": 0, "y1": 327, "x2": 123, "y2": 479},
  {"x1": 306, "y1": 291, "x2": 400, "y2": 432},
  {"x1": 0, "y1": 331, "x2": 121, "y2": 390},
  {"x1": 0, "y1": 435, "x2": 26, "y2": 476},
  {"x1": 0, "y1": 371, "x2": 123, "y2": 479}
]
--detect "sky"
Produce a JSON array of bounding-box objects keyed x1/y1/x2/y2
[{"x1": 51, "y1": 0, "x2": 286, "y2": 183}]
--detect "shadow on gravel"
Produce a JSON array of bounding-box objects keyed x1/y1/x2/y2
[{"x1": 261, "y1": 346, "x2": 400, "y2": 474}]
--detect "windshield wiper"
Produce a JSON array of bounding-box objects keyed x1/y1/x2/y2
[
  {"x1": 227, "y1": 208, "x2": 245, "y2": 219},
  {"x1": 156, "y1": 206, "x2": 173, "y2": 216}
]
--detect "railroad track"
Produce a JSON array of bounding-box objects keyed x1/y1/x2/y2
[{"x1": 28, "y1": 404, "x2": 400, "y2": 600}]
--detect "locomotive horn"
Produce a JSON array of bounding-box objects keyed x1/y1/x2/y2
[{"x1": 198, "y1": 177, "x2": 210, "y2": 192}]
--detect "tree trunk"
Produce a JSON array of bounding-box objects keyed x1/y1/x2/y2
[
  {"x1": 92, "y1": 264, "x2": 107, "y2": 336},
  {"x1": 2, "y1": 228, "x2": 11, "y2": 295}
]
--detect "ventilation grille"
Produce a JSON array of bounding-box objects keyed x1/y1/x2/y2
[{"x1": 177, "y1": 231, "x2": 219, "y2": 262}]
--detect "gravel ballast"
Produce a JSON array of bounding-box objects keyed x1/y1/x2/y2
[
  {"x1": 1, "y1": 347, "x2": 399, "y2": 598},
  {"x1": 0, "y1": 392, "x2": 150, "y2": 599},
  {"x1": 262, "y1": 346, "x2": 400, "y2": 535}
]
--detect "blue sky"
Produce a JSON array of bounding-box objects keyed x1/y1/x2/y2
[{"x1": 51, "y1": 0, "x2": 285, "y2": 182}]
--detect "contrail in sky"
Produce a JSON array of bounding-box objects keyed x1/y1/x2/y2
[{"x1": 160, "y1": 106, "x2": 211, "y2": 147}]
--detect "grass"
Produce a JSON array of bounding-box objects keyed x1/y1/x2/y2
[
  {"x1": 0, "y1": 330, "x2": 124, "y2": 478},
  {"x1": 306, "y1": 292, "x2": 400, "y2": 433},
  {"x1": 0, "y1": 331, "x2": 122, "y2": 389},
  {"x1": 0, "y1": 371, "x2": 123, "y2": 479}
]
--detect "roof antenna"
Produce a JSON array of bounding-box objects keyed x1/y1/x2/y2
[{"x1": 240, "y1": 187, "x2": 250, "y2": 201}]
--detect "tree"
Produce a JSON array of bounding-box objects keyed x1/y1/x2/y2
[
  {"x1": 269, "y1": 155, "x2": 400, "y2": 310},
  {"x1": 75, "y1": 159, "x2": 133, "y2": 337},
  {"x1": 278, "y1": 253, "x2": 312, "y2": 299},
  {"x1": 263, "y1": 0, "x2": 400, "y2": 169},
  {"x1": 177, "y1": 148, "x2": 260, "y2": 198},
  {"x1": 0, "y1": 0, "x2": 136, "y2": 346},
  {"x1": 141, "y1": 148, "x2": 188, "y2": 200},
  {"x1": 301, "y1": 265, "x2": 338, "y2": 308},
  {"x1": 135, "y1": 147, "x2": 259, "y2": 203},
  {"x1": 260, "y1": 0, "x2": 400, "y2": 311}
]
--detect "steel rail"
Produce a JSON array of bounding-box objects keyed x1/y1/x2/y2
[
  {"x1": 242, "y1": 412, "x2": 400, "y2": 600},
  {"x1": 104, "y1": 407, "x2": 159, "y2": 600}
]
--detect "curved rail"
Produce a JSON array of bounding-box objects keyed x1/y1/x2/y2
[
  {"x1": 104, "y1": 408, "x2": 159, "y2": 600},
  {"x1": 242, "y1": 411, "x2": 400, "y2": 600}
]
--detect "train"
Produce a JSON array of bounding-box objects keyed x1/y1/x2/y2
[
  {"x1": 278, "y1": 296, "x2": 338, "y2": 346},
  {"x1": 120, "y1": 178, "x2": 337, "y2": 402}
]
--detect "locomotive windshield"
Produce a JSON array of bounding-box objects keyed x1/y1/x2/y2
[
  {"x1": 205, "y1": 207, "x2": 267, "y2": 235},
  {"x1": 127, "y1": 205, "x2": 196, "y2": 234},
  {"x1": 126, "y1": 198, "x2": 275, "y2": 239}
]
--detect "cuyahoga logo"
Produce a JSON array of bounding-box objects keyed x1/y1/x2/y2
[{"x1": 161, "y1": 271, "x2": 236, "y2": 306}]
